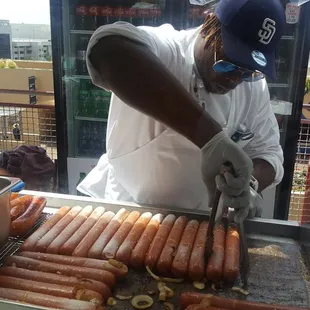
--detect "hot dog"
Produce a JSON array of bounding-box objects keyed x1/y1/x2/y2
[
  {"x1": 180, "y1": 293, "x2": 310, "y2": 310},
  {"x1": 223, "y1": 223, "x2": 240, "y2": 282},
  {"x1": 10, "y1": 195, "x2": 34, "y2": 221},
  {"x1": 10, "y1": 193, "x2": 19, "y2": 201},
  {"x1": 130, "y1": 213, "x2": 163, "y2": 269},
  {"x1": 60, "y1": 207, "x2": 106, "y2": 256},
  {"x1": 11, "y1": 197, "x2": 47, "y2": 237},
  {"x1": 171, "y1": 219, "x2": 199, "y2": 278},
  {"x1": 73, "y1": 211, "x2": 115, "y2": 258},
  {"x1": 21, "y1": 206, "x2": 71, "y2": 252},
  {"x1": 144, "y1": 214, "x2": 176, "y2": 269},
  {"x1": 115, "y1": 212, "x2": 152, "y2": 265},
  {"x1": 0, "y1": 275, "x2": 103, "y2": 305},
  {"x1": 46, "y1": 206, "x2": 94, "y2": 254},
  {"x1": 185, "y1": 307, "x2": 226, "y2": 310},
  {"x1": 188, "y1": 221, "x2": 208, "y2": 281},
  {"x1": 4, "y1": 255, "x2": 116, "y2": 288},
  {"x1": 88, "y1": 209, "x2": 130, "y2": 259},
  {"x1": 102, "y1": 211, "x2": 140, "y2": 260},
  {"x1": 206, "y1": 223, "x2": 225, "y2": 283},
  {"x1": 34, "y1": 206, "x2": 82, "y2": 253},
  {"x1": 18, "y1": 251, "x2": 128, "y2": 278},
  {"x1": 157, "y1": 216, "x2": 188, "y2": 274},
  {"x1": 0, "y1": 266, "x2": 111, "y2": 300},
  {"x1": 0, "y1": 287, "x2": 103, "y2": 310},
  {"x1": 10, "y1": 195, "x2": 33, "y2": 209}
]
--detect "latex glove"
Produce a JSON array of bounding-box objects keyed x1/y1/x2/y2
[
  {"x1": 201, "y1": 131, "x2": 253, "y2": 217},
  {"x1": 225, "y1": 186, "x2": 263, "y2": 223}
]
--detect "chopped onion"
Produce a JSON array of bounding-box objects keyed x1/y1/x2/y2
[
  {"x1": 231, "y1": 286, "x2": 250, "y2": 296},
  {"x1": 146, "y1": 266, "x2": 183, "y2": 283},
  {"x1": 131, "y1": 295, "x2": 153, "y2": 309},
  {"x1": 193, "y1": 281, "x2": 205, "y2": 290}
]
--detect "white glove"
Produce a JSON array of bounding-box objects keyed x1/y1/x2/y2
[
  {"x1": 201, "y1": 131, "x2": 253, "y2": 220},
  {"x1": 225, "y1": 186, "x2": 263, "y2": 223}
]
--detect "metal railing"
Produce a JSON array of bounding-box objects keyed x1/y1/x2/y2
[{"x1": 0, "y1": 102, "x2": 57, "y2": 160}]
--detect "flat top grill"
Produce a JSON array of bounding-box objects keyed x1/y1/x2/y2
[{"x1": 1, "y1": 210, "x2": 309, "y2": 310}]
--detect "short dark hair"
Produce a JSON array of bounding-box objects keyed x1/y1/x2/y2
[{"x1": 200, "y1": 12, "x2": 223, "y2": 54}]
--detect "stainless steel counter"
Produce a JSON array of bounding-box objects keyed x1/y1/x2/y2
[{"x1": 0, "y1": 191, "x2": 309, "y2": 309}]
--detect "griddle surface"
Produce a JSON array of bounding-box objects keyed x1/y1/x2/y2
[{"x1": 110, "y1": 234, "x2": 310, "y2": 309}]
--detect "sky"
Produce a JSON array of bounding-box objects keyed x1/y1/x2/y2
[{"x1": 0, "y1": 0, "x2": 50, "y2": 24}]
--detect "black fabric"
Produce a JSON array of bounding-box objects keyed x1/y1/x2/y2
[{"x1": 0, "y1": 145, "x2": 55, "y2": 182}]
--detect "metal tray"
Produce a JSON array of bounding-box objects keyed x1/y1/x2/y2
[{"x1": 0, "y1": 191, "x2": 309, "y2": 310}]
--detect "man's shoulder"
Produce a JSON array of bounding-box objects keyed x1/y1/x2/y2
[{"x1": 138, "y1": 24, "x2": 200, "y2": 46}]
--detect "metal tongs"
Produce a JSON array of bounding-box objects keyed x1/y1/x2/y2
[
  {"x1": 205, "y1": 163, "x2": 250, "y2": 289},
  {"x1": 205, "y1": 164, "x2": 230, "y2": 261}
]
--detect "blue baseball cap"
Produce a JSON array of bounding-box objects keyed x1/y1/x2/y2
[{"x1": 215, "y1": 0, "x2": 285, "y2": 79}]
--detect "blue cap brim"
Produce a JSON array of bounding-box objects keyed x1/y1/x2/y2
[{"x1": 221, "y1": 25, "x2": 276, "y2": 80}]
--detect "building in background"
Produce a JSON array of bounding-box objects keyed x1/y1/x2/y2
[
  {"x1": 0, "y1": 21, "x2": 51, "y2": 61},
  {"x1": 12, "y1": 39, "x2": 52, "y2": 61},
  {"x1": 11, "y1": 23, "x2": 51, "y2": 40},
  {"x1": 0, "y1": 20, "x2": 12, "y2": 59}
]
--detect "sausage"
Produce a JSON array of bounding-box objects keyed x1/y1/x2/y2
[
  {"x1": 171, "y1": 219, "x2": 199, "y2": 278},
  {"x1": 0, "y1": 287, "x2": 102, "y2": 310},
  {"x1": 10, "y1": 193, "x2": 19, "y2": 201},
  {"x1": 180, "y1": 293, "x2": 310, "y2": 310},
  {"x1": 21, "y1": 206, "x2": 71, "y2": 252},
  {"x1": 0, "y1": 266, "x2": 111, "y2": 300},
  {"x1": 180, "y1": 292, "x2": 205, "y2": 309},
  {"x1": 115, "y1": 212, "x2": 152, "y2": 265},
  {"x1": 10, "y1": 195, "x2": 33, "y2": 209},
  {"x1": 0, "y1": 275, "x2": 104, "y2": 304},
  {"x1": 156, "y1": 216, "x2": 188, "y2": 275},
  {"x1": 11, "y1": 197, "x2": 47, "y2": 237},
  {"x1": 34, "y1": 206, "x2": 82, "y2": 253},
  {"x1": 102, "y1": 211, "x2": 140, "y2": 260},
  {"x1": 206, "y1": 223, "x2": 225, "y2": 283},
  {"x1": 4, "y1": 255, "x2": 116, "y2": 288},
  {"x1": 18, "y1": 251, "x2": 128, "y2": 278},
  {"x1": 46, "y1": 206, "x2": 94, "y2": 254},
  {"x1": 188, "y1": 221, "x2": 208, "y2": 281},
  {"x1": 88, "y1": 208, "x2": 130, "y2": 259},
  {"x1": 60, "y1": 207, "x2": 106, "y2": 256},
  {"x1": 223, "y1": 223, "x2": 240, "y2": 282},
  {"x1": 10, "y1": 195, "x2": 34, "y2": 221},
  {"x1": 144, "y1": 214, "x2": 176, "y2": 269},
  {"x1": 130, "y1": 213, "x2": 163, "y2": 269},
  {"x1": 185, "y1": 307, "x2": 226, "y2": 310},
  {"x1": 73, "y1": 211, "x2": 115, "y2": 258}
]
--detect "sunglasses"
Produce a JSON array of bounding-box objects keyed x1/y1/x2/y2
[{"x1": 213, "y1": 60, "x2": 264, "y2": 82}]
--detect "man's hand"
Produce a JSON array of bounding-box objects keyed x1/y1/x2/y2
[
  {"x1": 201, "y1": 131, "x2": 253, "y2": 222},
  {"x1": 225, "y1": 186, "x2": 263, "y2": 223}
]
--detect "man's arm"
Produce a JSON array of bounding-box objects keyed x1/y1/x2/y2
[
  {"x1": 252, "y1": 158, "x2": 276, "y2": 193},
  {"x1": 89, "y1": 35, "x2": 222, "y2": 148}
]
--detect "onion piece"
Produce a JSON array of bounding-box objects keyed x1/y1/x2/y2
[
  {"x1": 146, "y1": 266, "x2": 183, "y2": 283},
  {"x1": 115, "y1": 294, "x2": 133, "y2": 300},
  {"x1": 231, "y1": 286, "x2": 250, "y2": 296},
  {"x1": 193, "y1": 281, "x2": 205, "y2": 290},
  {"x1": 131, "y1": 295, "x2": 154, "y2": 309},
  {"x1": 107, "y1": 297, "x2": 117, "y2": 306}
]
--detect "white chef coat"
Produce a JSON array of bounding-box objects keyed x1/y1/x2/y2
[{"x1": 77, "y1": 22, "x2": 284, "y2": 211}]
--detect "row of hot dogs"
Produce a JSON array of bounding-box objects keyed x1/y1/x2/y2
[
  {"x1": 180, "y1": 292, "x2": 310, "y2": 310},
  {"x1": 0, "y1": 252, "x2": 128, "y2": 309},
  {"x1": 10, "y1": 194, "x2": 47, "y2": 237},
  {"x1": 21, "y1": 205, "x2": 240, "y2": 283}
]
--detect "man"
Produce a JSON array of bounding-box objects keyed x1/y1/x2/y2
[{"x1": 78, "y1": 0, "x2": 285, "y2": 223}]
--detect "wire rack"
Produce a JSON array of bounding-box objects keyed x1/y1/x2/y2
[
  {"x1": 0, "y1": 213, "x2": 52, "y2": 265},
  {"x1": 0, "y1": 103, "x2": 57, "y2": 160},
  {"x1": 289, "y1": 122, "x2": 310, "y2": 224}
]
